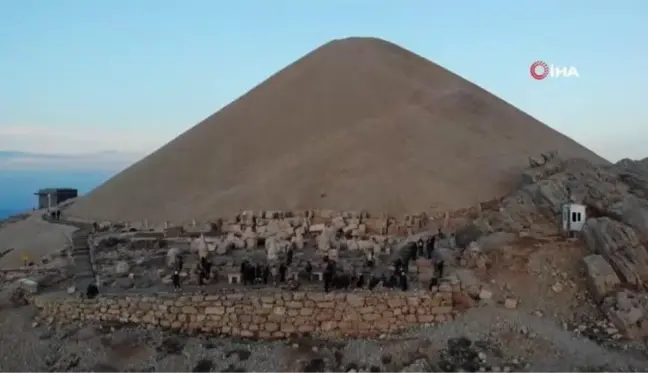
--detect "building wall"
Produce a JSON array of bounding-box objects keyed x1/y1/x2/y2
[
  {"x1": 35, "y1": 286, "x2": 467, "y2": 339},
  {"x1": 36, "y1": 189, "x2": 78, "y2": 209},
  {"x1": 38, "y1": 195, "x2": 50, "y2": 210}
]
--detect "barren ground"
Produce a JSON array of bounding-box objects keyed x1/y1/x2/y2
[
  {"x1": 1, "y1": 219, "x2": 647, "y2": 372},
  {"x1": 0, "y1": 212, "x2": 77, "y2": 268}
]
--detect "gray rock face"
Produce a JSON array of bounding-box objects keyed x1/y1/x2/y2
[
  {"x1": 582, "y1": 218, "x2": 648, "y2": 287},
  {"x1": 469, "y1": 154, "x2": 648, "y2": 289},
  {"x1": 583, "y1": 254, "x2": 621, "y2": 301}
]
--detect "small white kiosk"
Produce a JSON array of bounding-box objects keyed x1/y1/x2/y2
[{"x1": 561, "y1": 203, "x2": 586, "y2": 236}]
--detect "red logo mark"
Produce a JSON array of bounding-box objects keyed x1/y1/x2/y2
[{"x1": 530, "y1": 61, "x2": 549, "y2": 80}]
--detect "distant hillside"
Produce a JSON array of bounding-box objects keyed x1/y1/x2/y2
[{"x1": 68, "y1": 37, "x2": 607, "y2": 223}]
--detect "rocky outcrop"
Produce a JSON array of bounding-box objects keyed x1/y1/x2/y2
[
  {"x1": 583, "y1": 254, "x2": 621, "y2": 301},
  {"x1": 602, "y1": 289, "x2": 648, "y2": 338},
  {"x1": 582, "y1": 218, "x2": 648, "y2": 288},
  {"x1": 459, "y1": 154, "x2": 648, "y2": 291}
]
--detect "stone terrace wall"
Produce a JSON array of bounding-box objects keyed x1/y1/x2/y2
[
  {"x1": 35, "y1": 285, "x2": 464, "y2": 339},
  {"x1": 91, "y1": 197, "x2": 503, "y2": 235},
  {"x1": 214, "y1": 201, "x2": 502, "y2": 235}
]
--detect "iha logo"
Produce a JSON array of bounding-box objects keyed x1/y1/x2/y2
[{"x1": 530, "y1": 61, "x2": 580, "y2": 80}]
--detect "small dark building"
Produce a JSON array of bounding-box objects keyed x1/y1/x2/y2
[{"x1": 34, "y1": 188, "x2": 78, "y2": 209}]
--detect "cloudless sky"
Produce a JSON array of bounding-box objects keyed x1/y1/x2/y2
[{"x1": 1, "y1": 0, "x2": 647, "y2": 163}]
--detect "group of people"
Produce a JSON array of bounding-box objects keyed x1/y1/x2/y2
[
  {"x1": 164, "y1": 230, "x2": 447, "y2": 294},
  {"x1": 238, "y1": 247, "x2": 303, "y2": 287},
  {"x1": 48, "y1": 210, "x2": 62, "y2": 220},
  {"x1": 321, "y1": 255, "x2": 409, "y2": 293},
  {"x1": 404, "y1": 232, "x2": 442, "y2": 263},
  {"x1": 322, "y1": 230, "x2": 447, "y2": 293},
  {"x1": 239, "y1": 261, "x2": 276, "y2": 285},
  {"x1": 170, "y1": 254, "x2": 214, "y2": 289},
  {"x1": 197, "y1": 256, "x2": 213, "y2": 286}
]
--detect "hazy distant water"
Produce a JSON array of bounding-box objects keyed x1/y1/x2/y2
[
  {"x1": 0, "y1": 169, "x2": 113, "y2": 220},
  {"x1": 0, "y1": 208, "x2": 23, "y2": 219}
]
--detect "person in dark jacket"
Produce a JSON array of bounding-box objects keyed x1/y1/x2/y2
[
  {"x1": 394, "y1": 258, "x2": 403, "y2": 273},
  {"x1": 279, "y1": 263, "x2": 287, "y2": 283},
  {"x1": 176, "y1": 255, "x2": 184, "y2": 272},
  {"x1": 426, "y1": 235, "x2": 436, "y2": 259},
  {"x1": 172, "y1": 271, "x2": 181, "y2": 290},
  {"x1": 86, "y1": 283, "x2": 99, "y2": 299},
  {"x1": 356, "y1": 273, "x2": 366, "y2": 288},
  {"x1": 199, "y1": 257, "x2": 210, "y2": 278},
  {"x1": 262, "y1": 265, "x2": 270, "y2": 284},
  {"x1": 365, "y1": 251, "x2": 375, "y2": 268},
  {"x1": 435, "y1": 259, "x2": 445, "y2": 280},
  {"x1": 399, "y1": 268, "x2": 408, "y2": 291},
  {"x1": 416, "y1": 239, "x2": 425, "y2": 257},
  {"x1": 323, "y1": 257, "x2": 335, "y2": 293},
  {"x1": 240, "y1": 260, "x2": 250, "y2": 285}
]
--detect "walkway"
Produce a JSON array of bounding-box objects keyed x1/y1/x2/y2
[{"x1": 42, "y1": 214, "x2": 96, "y2": 292}]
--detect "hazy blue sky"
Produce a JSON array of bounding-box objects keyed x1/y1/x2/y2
[{"x1": 1, "y1": 0, "x2": 646, "y2": 171}]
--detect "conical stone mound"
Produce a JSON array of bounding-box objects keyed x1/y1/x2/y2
[{"x1": 67, "y1": 37, "x2": 607, "y2": 223}]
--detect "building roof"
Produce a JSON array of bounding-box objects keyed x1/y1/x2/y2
[{"x1": 35, "y1": 188, "x2": 78, "y2": 194}]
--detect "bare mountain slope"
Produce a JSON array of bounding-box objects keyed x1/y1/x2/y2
[{"x1": 67, "y1": 37, "x2": 607, "y2": 223}]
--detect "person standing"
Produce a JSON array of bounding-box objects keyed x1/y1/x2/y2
[
  {"x1": 172, "y1": 271, "x2": 181, "y2": 290},
  {"x1": 286, "y1": 247, "x2": 294, "y2": 266},
  {"x1": 426, "y1": 234, "x2": 436, "y2": 259},
  {"x1": 323, "y1": 257, "x2": 335, "y2": 293},
  {"x1": 279, "y1": 263, "x2": 287, "y2": 283},
  {"x1": 399, "y1": 268, "x2": 408, "y2": 291}
]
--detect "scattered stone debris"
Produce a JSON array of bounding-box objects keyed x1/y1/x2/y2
[
  {"x1": 602, "y1": 289, "x2": 648, "y2": 339},
  {"x1": 10, "y1": 286, "x2": 29, "y2": 306}
]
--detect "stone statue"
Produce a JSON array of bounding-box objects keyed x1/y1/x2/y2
[
  {"x1": 266, "y1": 236, "x2": 279, "y2": 261},
  {"x1": 242, "y1": 227, "x2": 257, "y2": 249},
  {"x1": 292, "y1": 232, "x2": 304, "y2": 250},
  {"x1": 166, "y1": 247, "x2": 180, "y2": 268},
  {"x1": 197, "y1": 234, "x2": 209, "y2": 259},
  {"x1": 317, "y1": 227, "x2": 334, "y2": 252}
]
